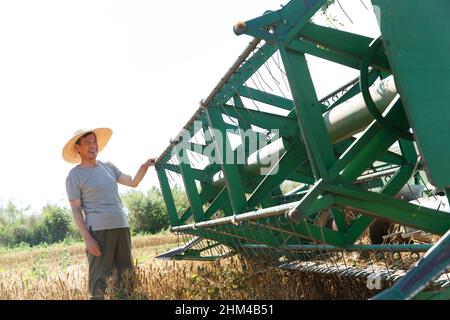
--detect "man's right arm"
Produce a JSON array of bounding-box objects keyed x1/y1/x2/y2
[{"x1": 69, "y1": 199, "x2": 102, "y2": 257}]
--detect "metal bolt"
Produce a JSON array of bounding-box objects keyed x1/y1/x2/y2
[{"x1": 234, "y1": 21, "x2": 247, "y2": 35}]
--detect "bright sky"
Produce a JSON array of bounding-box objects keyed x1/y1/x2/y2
[{"x1": 0, "y1": 0, "x2": 379, "y2": 213}]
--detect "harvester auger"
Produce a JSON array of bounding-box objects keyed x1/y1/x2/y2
[{"x1": 154, "y1": 0, "x2": 450, "y2": 300}]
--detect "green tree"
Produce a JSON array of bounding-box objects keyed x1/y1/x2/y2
[
  {"x1": 0, "y1": 201, "x2": 77, "y2": 247},
  {"x1": 0, "y1": 200, "x2": 28, "y2": 225},
  {"x1": 0, "y1": 200, "x2": 30, "y2": 246},
  {"x1": 122, "y1": 187, "x2": 170, "y2": 234},
  {"x1": 171, "y1": 185, "x2": 189, "y2": 216},
  {"x1": 40, "y1": 204, "x2": 72, "y2": 243}
]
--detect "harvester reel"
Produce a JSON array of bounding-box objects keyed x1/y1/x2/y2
[{"x1": 155, "y1": 0, "x2": 450, "y2": 300}]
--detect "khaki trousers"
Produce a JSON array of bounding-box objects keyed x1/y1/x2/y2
[{"x1": 86, "y1": 227, "x2": 133, "y2": 299}]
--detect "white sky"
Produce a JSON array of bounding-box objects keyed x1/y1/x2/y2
[{"x1": 0, "y1": 0, "x2": 379, "y2": 213}]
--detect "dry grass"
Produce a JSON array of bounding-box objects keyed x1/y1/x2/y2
[
  {"x1": 0, "y1": 233, "x2": 179, "y2": 300},
  {"x1": 0, "y1": 232, "x2": 311, "y2": 300},
  {"x1": 105, "y1": 257, "x2": 309, "y2": 300},
  {"x1": 0, "y1": 232, "x2": 398, "y2": 300}
]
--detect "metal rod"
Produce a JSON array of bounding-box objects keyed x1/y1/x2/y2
[
  {"x1": 171, "y1": 201, "x2": 299, "y2": 232},
  {"x1": 319, "y1": 75, "x2": 359, "y2": 104},
  {"x1": 239, "y1": 243, "x2": 432, "y2": 252},
  {"x1": 356, "y1": 167, "x2": 400, "y2": 183}
]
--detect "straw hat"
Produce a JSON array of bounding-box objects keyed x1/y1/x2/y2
[{"x1": 62, "y1": 128, "x2": 113, "y2": 164}]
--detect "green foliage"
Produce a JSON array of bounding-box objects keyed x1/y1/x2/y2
[
  {"x1": 0, "y1": 201, "x2": 77, "y2": 248},
  {"x1": 0, "y1": 201, "x2": 30, "y2": 246},
  {"x1": 41, "y1": 204, "x2": 72, "y2": 243},
  {"x1": 171, "y1": 185, "x2": 190, "y2": 216},
  {"x1": 122, "y1": 187, "x2": 170, "y2": 235},
  {"x1": 0, "y1": 185, "x2": 183, "y2": 247}
]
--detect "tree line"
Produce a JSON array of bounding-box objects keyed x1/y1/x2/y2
[{"x1": 0, "y1": 186, "x2": 188, "y2": 248}]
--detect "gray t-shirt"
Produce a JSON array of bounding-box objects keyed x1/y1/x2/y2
[{"x1": 66, "y1": 161, "x2": 129, "y2": 231}]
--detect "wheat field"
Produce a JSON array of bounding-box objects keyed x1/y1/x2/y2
[{"x1": 0, "y1": 232, "x2": 379, "y2": 300}]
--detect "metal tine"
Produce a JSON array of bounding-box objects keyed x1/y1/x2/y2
[
  {"x1": 209, "y1": 240, "x2": 218, "y2": 259},
  {"x1": 249, "y1": 75, "x2": 266, "y2": 108},
  {"x1": 222, "y1": 225, "x2": 243, "y2": 259},
  {"x1": 241, "y1": 68, "x2": 280, "y2": 109},
  {"x1": 264, "y1": 220, "x2": 286, "y2": 261},
  {"x1": 228, "y1": 76, "x2": 257, "y2": 123},
  {"x1": 228, "y1": 227, "x2": 245, "y2": 258},
  {"x1": 251, "y1": 46, "x2": 274, "y2": 92},
  {"x1": 205, "y1": 240, "x2": 218, "y2": 259},
  {"x1": 264, "y1": 61, "x2": 287, "y2": 99},
  {"x1": 179, "y1": 233, "x2": 189, "y2": 250},
  {"x1": 278, "y1": 221, "x2": 294, "y2": 261},
  {"x1": 163, "y1": 163, "x2": 176, "y2": 185},
  {"x1": 319, "y1": 222, "x2": 341, "y2": 271},
  {"x1": 255, "y1": 222, "x2": 277, "y2": 263},
  {"x1": 303, "y1": 221, "x2": 330, "y2": 269},
  {"x1": 255, "y1": 68, "x2": 274, "y2": 93},
  {"x1": 215, "y1": 242, "x2": 227, "y2": 260},
  {"x1": 196, "y1": 238, "x2": 208, "y2": 257},
  {"x1": 235, "y1": 69, "x2": 263, "y2": 112},
  {"x1": 273, "y1": 51, "x2": 290, "y2": 93},
  {"x1": 246, "y1": 221, "x2": 270, "y2": 260},
  {"x1": 263, "y1": 59, "x2": 281, "y2": 86},
  {"x1": 377, "y1": 252, "x2": 390, "y2": 278},
  {"x1": 188, "y1": 133, "x2": 204, "y2": 167},
  {"x1": 247, "y1": 60, "x2": 273, "y2": 112},
  {"x1": 339, "y1": 250, "x2": 350, "y2": 272},
  {"x1": 274, "y1": 49, "x2": 287, "y2": 77},
  {"x1": 367, "y1": 249, "x2": 378, "y2": 277},
  {"x1": 243, "y1": 222, "x2": 267, "y2": 261},
  {"x1": 360, "y1": 0, "x2": 369, "y2": 10},
  {"x1": 337, "y1": 0, "x2": 354, "y2": 24},
  {"x1": 260, "y1": 49, "x2": 288, "y2": 99},
  {"x1": 176, "y1": 231, "x2": 181, "y2": 248},
  {"x1": 167, "y1": 170, "x2": 179, "y2": 189},
  {"x1": 252, "y1": 66, "x2": 273, "y2": 98},
  {"x1": 214, "y1": 241, "x2": 223, "y2": 258}
]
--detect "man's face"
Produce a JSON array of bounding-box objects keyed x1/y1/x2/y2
[{"x1": 75, "y1": 133, "x2": 98, "y2": 161}]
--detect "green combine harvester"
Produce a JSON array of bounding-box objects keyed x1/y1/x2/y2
[{"x1": 154, "y1": 0, "x2": 450, "y2": 300}]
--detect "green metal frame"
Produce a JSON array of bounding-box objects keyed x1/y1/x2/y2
[{"x1": 154, "y1": 0, "x2": 450, "y2": 300}]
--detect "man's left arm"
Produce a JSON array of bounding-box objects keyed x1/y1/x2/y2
[{"x1": 118, "y1": 158, "x2": 156, "y2": 187}]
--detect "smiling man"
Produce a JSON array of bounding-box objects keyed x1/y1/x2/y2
[{"x1": 62, "y1": 127, "x2": 155, "y2": 299}]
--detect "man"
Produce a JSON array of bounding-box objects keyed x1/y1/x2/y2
[{"x1": 62, "y1": 127, "x2": 156, "y2": 299}]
